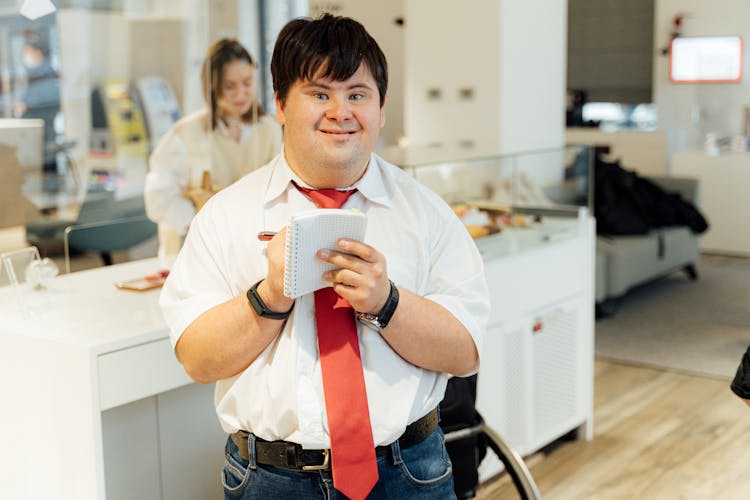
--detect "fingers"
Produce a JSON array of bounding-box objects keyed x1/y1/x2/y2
[
  {"x1": 326, "y1": 267, "x2": 366, "y2": 288},
  {"x1": 335, "y1": 238, "x2": 378, "y2": 263},
  {"x1": 317, "y1": 239, "x2": 389, "y2": 313},
  {"x1": 318, "y1": 243, "x2": 385, "y2": 283}
]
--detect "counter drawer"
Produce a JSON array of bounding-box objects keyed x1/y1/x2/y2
[
  {"x1": 485, "y1": 237, "x2": 587, "y2": 326},
  {"x1": 98, "y1": 338, "x2": 192, "y2": 411}
]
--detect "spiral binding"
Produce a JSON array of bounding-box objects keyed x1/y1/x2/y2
[{"x1": 283, "y1": 221, "x2": 300, "y2": 297}]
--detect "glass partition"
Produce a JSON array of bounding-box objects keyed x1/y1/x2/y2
[
  {"x1": 378, "y1": 143, "x2": 593, "y2": 213},
  {"x1": 0, "y1": 1, "x2": 299, "y2": 266},
  {"x1": 377, "y1": 143, "x2": 593, "y2": 256}
]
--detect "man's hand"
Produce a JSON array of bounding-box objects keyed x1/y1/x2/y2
[
  {"x1": 318, "y1": 238, "x2": 390, "y2": 314},
  {"x1": 259, "y1": 228, "x2": 294, "y2": 312}
]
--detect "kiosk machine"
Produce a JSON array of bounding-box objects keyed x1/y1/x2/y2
[{"x1": 136, "y1": 76, "x2": 181, "y2": 148}]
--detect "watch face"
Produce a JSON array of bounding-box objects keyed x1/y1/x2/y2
[{"x1": 356, "y1": 312, "x2": 383, "y2": 332}]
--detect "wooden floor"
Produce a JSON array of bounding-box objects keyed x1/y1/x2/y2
[{"x1": 477, "y1": 359, "x2": 750, "y2": 499}]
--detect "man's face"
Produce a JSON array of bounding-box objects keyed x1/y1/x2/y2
[{"x1": 275, "y1": 63, "x2": 385, "y2": 188}]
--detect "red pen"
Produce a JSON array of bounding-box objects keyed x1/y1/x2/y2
[{"x1": 257, "y1": 231, "x2": 276, "y2": 241}]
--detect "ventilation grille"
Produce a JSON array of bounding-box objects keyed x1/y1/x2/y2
[
  {"x1": 503, "y1": 324, "x2": 527, "y2": 449},
  {"x1": 532, "y1": 306, "x2": 579, "y2": 436}
]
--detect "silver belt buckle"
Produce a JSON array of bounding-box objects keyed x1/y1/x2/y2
[{"x1": 302, "y1": 449, "x2": 330, "y2": 471}]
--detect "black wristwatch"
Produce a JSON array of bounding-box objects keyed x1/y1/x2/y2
[
  {"x1": 246, "y1": 280, "x2": 294, "y2": 320},
  {"x1": 355, "y1": 280, "x2": 399, "y2": 332}
]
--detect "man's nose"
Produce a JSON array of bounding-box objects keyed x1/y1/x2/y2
[{"x1": 326, "y1": 97, "x2": 352, "y2": 121}]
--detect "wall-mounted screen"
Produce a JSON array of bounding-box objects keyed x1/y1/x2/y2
[{"x1": 670, "y1": 36, "x2": 743, "y2": 83}]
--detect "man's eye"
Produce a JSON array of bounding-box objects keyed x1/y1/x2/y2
[
  {"x1": 313, "y1": 93, "x2": 328, "y2": 100},
  {"x1": 350, "y1": 93, "x2": 364, "y2": 101}
]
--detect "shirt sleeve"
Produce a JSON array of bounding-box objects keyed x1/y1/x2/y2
[
  {"x1": 420, "y1": 191, "x2": 490, "y2": 374},
  {"x1": 731, "y1": 345, "x2": 750, "y2": 399},
  {"x1": 159, "y1": 201, "x2": 236, "y2": 348},
  {"x1": 144, "y1": 129, "x2": 196, "y2": 236}
]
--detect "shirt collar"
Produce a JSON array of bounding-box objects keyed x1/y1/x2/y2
[
  {"x1": 216, "y1": 119, "x2": 253, "y2": 143},
  {"x1": 264, "y1": 153, "x2": 392, "y2": 208}
]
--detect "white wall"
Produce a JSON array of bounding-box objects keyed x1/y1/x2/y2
[
  {"x1": 404, "y1": 0, "x2": 501, "y2": 149},
  {"x1": 654, "y1": 0, "x2": 750, "y2": 158},
  {"x1": 497, "y1": 0, "x2": 567, "y2": 153},
  {"x1": 405, "y1": 0, "x2": 567, "y2": 154}
]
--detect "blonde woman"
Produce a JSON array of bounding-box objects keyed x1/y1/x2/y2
[{"x1": 145, "y1": 38, "x2": 281, "y2": 257}]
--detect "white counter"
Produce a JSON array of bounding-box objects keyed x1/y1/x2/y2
[
  {"x1": 0, "y1": 259, "x2": 224, "y2": 500},
  {"x1": 475, "y1": 210, "x2": 595, "y2": 479}
]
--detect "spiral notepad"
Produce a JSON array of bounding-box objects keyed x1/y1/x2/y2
[{"x1": 283, "y1": 208, "x2": 368, "y2": 298}]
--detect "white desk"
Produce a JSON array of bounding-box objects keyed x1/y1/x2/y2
[
  {"x1": 671, "y1": 150, "x2": 750, "y2": 256},
  {"x1": 0, "y1": 259, "x2": 224, "y2": 500}
]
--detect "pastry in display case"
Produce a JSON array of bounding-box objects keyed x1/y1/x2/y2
[{"x1": 378, "y1": 143, "x2": 593, "y2": 256}]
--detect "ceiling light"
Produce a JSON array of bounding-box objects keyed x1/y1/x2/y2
[{"x1": 20, "y1": 0, "x2": 57, "y2": 20}]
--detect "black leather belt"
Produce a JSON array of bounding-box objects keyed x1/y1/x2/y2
[{"x1": 231, "y1": 408, "x2": 438, "y2": 470}]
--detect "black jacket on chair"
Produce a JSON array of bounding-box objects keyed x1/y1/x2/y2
[{"x1": 731, "y1": 345, "x2": 750, "y2": 400}]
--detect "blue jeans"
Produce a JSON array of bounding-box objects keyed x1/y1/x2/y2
[{"x1": 222, "y1": 427, "x2": 456, "y2": 499}]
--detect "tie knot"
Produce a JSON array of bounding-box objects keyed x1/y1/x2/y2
[{"x1": 293, "y1": 181, "x2": 357, "y2": 209}]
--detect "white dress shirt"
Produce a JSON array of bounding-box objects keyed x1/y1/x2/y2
[{"x1": 160, "y1": 152, "x2": 489, "y2": 448}]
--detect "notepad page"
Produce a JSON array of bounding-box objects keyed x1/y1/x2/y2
[{"x1": 284, "y1": 209, "x2": 367, "y2": 298}]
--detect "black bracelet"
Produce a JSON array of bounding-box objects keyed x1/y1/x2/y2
[{"x1": 246, "y1": 280, "x2": 294, "y2": 320}]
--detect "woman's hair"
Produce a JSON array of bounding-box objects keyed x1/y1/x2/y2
[
  {"x1": 201, "y1": 38, "x2": 265, "y2": 129},
  {"x1": 271, "y1": 14, "x2": 387, "y2": 107}
]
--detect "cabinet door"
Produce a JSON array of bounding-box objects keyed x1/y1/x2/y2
[
  {"x1": 476, "y1": 317, "x2": 531, "y2": 481},
  {"x1": 477, "y1": 317, "x2": 531, "y2": 453},
  {"x1": 102, "y1": 397, "x2": 161, "y2": 500},
  {"x1": 530, "y1": 297, "x2": 583, "y2": 448},
  {"x1": 158, "y1": 383, "x2": 226, "y2": 500}
]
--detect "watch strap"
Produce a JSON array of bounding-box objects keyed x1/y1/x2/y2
[
  {"x1": 375, "y1": 280, "x2": 399, "y2": 328},
  {"x1": 246, "y1": 280, "x2": 294, "y2": 320},
  {"x1": 356, "y1": 280, "x2": 399, "y2": 331}
]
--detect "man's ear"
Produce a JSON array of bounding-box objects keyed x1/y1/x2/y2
[{"x1": 275, "y1": 92, "x2": 285, "y2": 126}]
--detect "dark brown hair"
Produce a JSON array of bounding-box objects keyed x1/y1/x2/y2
[
  {"x1": 201, "y1": 38, "x2": 265, "y2": 129},
  {"x1": 271, "y1": 14, "x2": 388, "y2": 107}
]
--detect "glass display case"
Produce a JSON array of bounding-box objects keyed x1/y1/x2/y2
[
  {"x1": 379, "y1": 144, "x2": 596, "y2": 464},
  {"x1": 377, "y1": 144, "x2": 593, "y2": 258}
]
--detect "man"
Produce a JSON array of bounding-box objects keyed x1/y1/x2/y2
[
  {"x1": 14, "y1": 30, "x2": 60, "y2": 145},
  {"x1": 161, "y1": 14, "x2": 489, "y2": 499}
]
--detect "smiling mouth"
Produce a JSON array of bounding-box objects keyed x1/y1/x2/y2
[{"x1": 320, "y1": 129, "x2": 357, "y2": 135}]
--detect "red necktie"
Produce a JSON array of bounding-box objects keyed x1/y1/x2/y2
[{"x1": 294, "y1": 183, "x2": 378, "y2": 500}]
